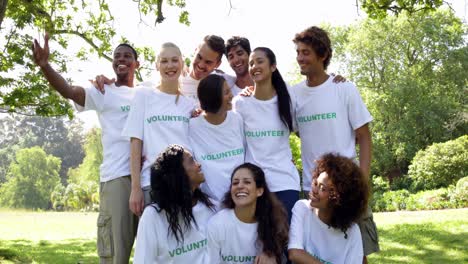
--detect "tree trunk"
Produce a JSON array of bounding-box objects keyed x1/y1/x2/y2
[{"x1": 0, "y1": 0, "x2": 7, "y2": 29}]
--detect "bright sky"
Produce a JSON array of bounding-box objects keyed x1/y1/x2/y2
[{"x1": 62, "y1": 0, "x2": 466, "y2": 130}]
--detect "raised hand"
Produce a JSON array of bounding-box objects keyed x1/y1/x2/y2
[{"x1": 32, "y1": 33, "x2": 50, "y2": 68}]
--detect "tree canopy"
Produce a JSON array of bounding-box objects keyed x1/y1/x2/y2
[
  {"x1": 0, "y1": 0, "x2": 188, "y2": 117},
  {"x1": 0, "y1": 0, "x2": 457, "y2": 117},
  {"x1": 360, "y1": 0, "x2": 446, "y2": 18},
  {"x1": 329, "y1": 9, "x2": 467, "y2": 178},
  {"x1": 0, "y1": 115, "x2": 85, "y2": 184},
  {"x1": 0, "y1": 146, "x2": 61, "y2": 209}
]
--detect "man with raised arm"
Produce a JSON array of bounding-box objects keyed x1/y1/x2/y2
[{"x1": 32, "y1": 33, "x2": 139, "y2": 264}]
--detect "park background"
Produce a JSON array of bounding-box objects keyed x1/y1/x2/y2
[{"x1": 0, "y1": 0, "x2": 467, "y2": 263}]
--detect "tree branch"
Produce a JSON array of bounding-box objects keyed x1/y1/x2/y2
[
  {"x1": 0, "y1": 107, "x2": 66, "y2": 117},
  {"x1": 52, "y1": 29, "x2": 113, "y2": 62},
  {"x1": 0, "y1": 0, "x2": 7, "y2": 29}
]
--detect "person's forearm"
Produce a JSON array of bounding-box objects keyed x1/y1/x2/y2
[
  {"x1": 39, "y1": 63, "x2": 85, "y2": 106},
  {"x1": 356, "y1": 125, "x2": 372, "y2": 180},
  {"x1": 288, "y1": 249, "x2": 322, "y2": 264},
  {"x1": 130, "y1": 138, "x2": 143, "y2": 190}
]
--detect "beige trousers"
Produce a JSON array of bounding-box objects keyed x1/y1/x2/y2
[{"x1": 98, "y1": 176, "x2": 138, "y2": 264}]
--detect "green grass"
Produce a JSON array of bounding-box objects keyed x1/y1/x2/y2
[
  {"x1": 368, "y1": 209, "x2": 468, "y2": 263},
  {"x1": 0, "y1": 209, "x2": 467, "y2": 263}
]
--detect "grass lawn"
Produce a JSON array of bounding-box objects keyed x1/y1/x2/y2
[{"x1": 0, "y1": 209, "x2": 467, "y2": 263}]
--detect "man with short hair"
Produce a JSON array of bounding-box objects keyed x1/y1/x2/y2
[
  {"x1": 32, "y1": 34, "x2": 139, "y2": 264},
  {"x1": 224, "y1": 36, "x2": 254, "y2": 96},
  {"x1": 180, "y1": 35, "x2": 225, "y2": 101},
  {"x1": 290, "y1": 26, "x2": 379, "y2": 263}
]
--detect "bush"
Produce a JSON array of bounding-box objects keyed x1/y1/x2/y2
[
  {"x1": 372, "y1": 176, "x2": 390, "y2": 194},
  {"x1": 449, "y1": 176, "x2": 468, "y2": 208},
  {"x1": 289, "y1": 134, "x2": 302, "y2": 175},
  {"x1": 406, "y1": 188, "x2": 452, "y2": 211},
  {"x1": 389, "y1": 175, "x2": 413, "y2": 191},
  {"x1": 408, "y1": 135, "x2": 468, "y2": 192},
  {"x1": 372, "y1": 182, "x2": 467, "y2": 212},
  {"x1": 380, "y1": 190, "x2": 411, "y2": 211}
]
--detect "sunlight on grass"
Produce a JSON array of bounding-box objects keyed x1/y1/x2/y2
[
  {"x1": 0, "y1": 211, "x2": 97, "y2": 241},
  {"x1": 0, "y1": 209, "x2": 466, "y2": 263}
]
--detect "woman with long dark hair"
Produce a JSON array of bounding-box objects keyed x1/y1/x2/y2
[
  {"x1": 233, "y1": 47, "x2": 300, "y2": 222},
  {"x1": 288, "y1": 153, "x2": 369, "y2": 264},
  {"x1": 189, "y1": 74, "x2": 245, "y2": 201},
  {"x1": 206, "y1": 163, "x2": 289, "y2": 263},
  {"x1": 133, "y1": 144, "x2": 215, "y2": 263}
]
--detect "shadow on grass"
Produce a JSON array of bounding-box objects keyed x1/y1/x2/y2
[
  {"x1": 0, "y1": 238, "x2": 97, "y2": 264},
  {"x1": 369, "y1": 221, "x2": 468, "y2": 264}
]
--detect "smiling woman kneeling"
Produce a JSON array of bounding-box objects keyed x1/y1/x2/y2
[
  {"x1": 288, "y1": 153, "x2": 370, "y2": 264},
  {"x1": 133, "y1": 144, "x2": 216, "y2": 263},
  {"x1": 205, "y1": 163, "x2": 289, "y2": 264}
]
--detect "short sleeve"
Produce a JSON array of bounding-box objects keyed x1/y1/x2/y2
[
  {"x1": 232, "y1": 95, "x2": 243, "y2": 115},
  {"x1": 288, "y1": 200, "x2": 307, "y2": 250},
  {"x1": 204, "y1": 216, "x2": 223, "y2": 263},
  {"x1": 134, "y1": 207, "x2": 160, "y2": 263},
  {"x1": 344, "y1": 225, "x2": 364, "y2": 264},
  {"x1": 74, "y1": 84, "x2": 105, "y2": 112},
  {"x1": 121, "y1": 89, "x2": 145, "y2": 140},
  {"x1": 222, "y1": 73, "x2": 236, "y2": 89},
  {"x1": 346, "y1": 84, "x2": 372, "y2": 130}
]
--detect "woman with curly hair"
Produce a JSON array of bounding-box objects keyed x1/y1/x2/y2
[
  {"x1": 288, "y1": 153, "x2": 369, "y2": 264},
  {"x1": 133, "y1": 144, "x2": 216, "y2": 263},
  {"x1": 206, "y1": 163, "x2": 289, "y2": 264}
]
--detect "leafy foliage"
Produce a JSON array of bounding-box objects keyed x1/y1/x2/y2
[
  {"x1": 67, "y1": 128, "x2": 102, "y2": 184},
  {"x1": 329, "y1": 9, "x2": 467, "y2": 178},
  {"x1": 0, "y1": 146, "x2": 61, "y2": 209},
  {"x1": 0, "y1": 115, "x2": 85, "y2": 184},
  {"x1": 1, "y1": 0, "x2": 187, "y2": 116},
  {"x1": 408, "y1": 135, "x2": 468, "y2": 191},
  {"x1": 289, "y1": 134, "x2": 303, "y2": 175},
  {"x1": 450, "y1": 176, "x2": 468, "y2": 207},
  {"x1": 360, "y1": 0, "x2": 445, "y2": 18}
]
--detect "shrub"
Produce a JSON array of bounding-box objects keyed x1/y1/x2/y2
[
  {"x1": 289, "y1": 134, "x2": 303, "y2": 175},
  {"x1": 406, "y1": 188, "x2": 452, "y2": 211},
  {"x1": 408, "y1": 135, "x2": 468, "y2": 192},
  {"x1": 381, "y1": 190, "x2": 411, "y2": 211},
  {"x1": 389, "y1": 175, "x2": 413, "y2": 191},
  {"x1": 449, "y1": 176, "x2": 468, "y2": 208},
  {"x1": 372, "y1": 176, "x2": 390, "y2": 194}
]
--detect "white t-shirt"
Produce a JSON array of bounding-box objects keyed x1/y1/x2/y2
[
  {"x1": 206, "y1": 209, "x2": 260, "y2": 264},
  {"x1": 233, "y1": 95, "x2": 300, "y2": 192},
  {"x1": 288, "y1": 200, "x2": 363, "y2": 264},
  {"x1": 220, "y1": 73, "x2": 243, "y2": 96},
  {"x1": 74, "y1": 83, "x2": 135, "y2": 182},
  {"x1": 180, "y1": 72, "x2": 229, "y2": 103},
  {"x1": 292, "y1": 77, "x2": 372, "y2": 191},
  {"x1": 180, "y1": 74, "x2": 200, "y2": 102},
  {"x1": 134, "y1": 201, "x2": 216, "y2": 264},
  {"x1": 121, "y1": 87, "x2": 195, "y2": 187},
  {"x1": 189, "y1": 112, "x2": 245, "y2": 201}
]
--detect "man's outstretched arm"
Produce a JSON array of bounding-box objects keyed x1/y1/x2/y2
[{"x1": 32, "y1": 33, "x2": 85, "y2": 106}]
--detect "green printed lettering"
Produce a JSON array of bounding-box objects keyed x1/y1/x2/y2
[
  {"x1": 297, "y1": 112, "x2": 337, "y2": 123},
  {"x1": 201, "y1": 149, "x2": 244, "y2": 161},
  {"x1": 120, "y1": 105, "x2": 130, "y2": 112}
]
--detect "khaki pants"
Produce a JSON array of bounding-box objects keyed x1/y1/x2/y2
[
  {"x1": 98, "y1": 176, "x2": 138, "y2": 264},
  {"x1": 358, "y1": 206, "x2": 380, "y2": 256}
]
